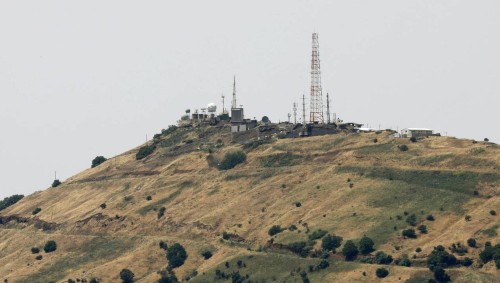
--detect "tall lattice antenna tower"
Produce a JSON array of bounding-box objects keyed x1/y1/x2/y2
[
  {"x1": 232, "y1": 76, "x2": 237, "y2": 109},
  {"x1": 309, "y1": 33, "x2": 324, "y2": 123}
]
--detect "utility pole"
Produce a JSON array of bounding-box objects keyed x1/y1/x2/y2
[
  {"x1": 221, "y1": 93, "x2": 225, "y2": 114},
  {"x1": 287, "y1": 113, "x2": 291, "y2": 123}
]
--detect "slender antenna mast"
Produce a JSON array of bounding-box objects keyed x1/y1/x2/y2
[
  {"x1": 302, "y1": 94, "x2": 306, "y2": 124},
  {"x1": 232, "y1": 76, "x2": 237, "y2": 109},
  {"x1": 293, "y1": 102, "x2": 297, "y2": 124},
  {"x1": 221, "y1": 93, "x2": 225, "y2": 114},
  {"x1": 309, "y1": 33, "x2": 324, "y2": 123},
  {"x1": 287, "y1": 113, "x2": 291, "y2": 123},
  {"x1": 326, "y1": 93, "x2": 331, "y2": 124}
]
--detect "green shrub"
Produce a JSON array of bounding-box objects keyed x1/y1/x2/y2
[
  {"x1": 376, "y1": 267, "x2": 389, "y2": 278},
  {"x1": 402, "y1": 229, "x2": 417, "y2": 239},
  {"x1": 43, "y1": 240, "x2": 57, "y2": 253},
  {"x1": 432, "y1": 267, "x2": 450, "y2": 282},
  {"x1": 218, "y1": 150, "x2": 246, "y2": 170},
  {"x1": 426, "y1": 215, "x2": 435, "y2": 221},
  {"x1": 268, "y1": 225, "x2": 283, "y2": 236},
  {"x1": 375, "y1": 251, "x2": 393, "y2": 264},
  {"x1": 321, "y1": 234, "x2": 343, "y2": 252},
  {"x1": 201, "y1": 250, "x2": 213, "y2": 260},
  {"x1": 416, "y1": 247, "x2": 422, "y2": 253},
  {"x1": 158, "y1": 207, "x2": 166, "y2": 219},
  {"x1": 358, "y1": 236, "x2": 375, "y2": 255},
  {"x1": 479, "y1": 243, "x2": 500, "y2": 264},
  {"x1": 308, "y1": 229, "x2": 328, "y2": 241},
  {"x1": 409, "y1": 137, "x2": 417, "y2": 142},
  {"x1": 418, "y1": 225, "x2": 428, "y2": 234},
  {"x1": 0, "y1": 194, "x2": 24, "y2": 211},
  {"x1": 287, "y1": 241, "x2": 311, "y2": 258},
  {"x1": 399, "y1": 145, "x2": 409, "y2": 152},
  {"x1": 406, "y1": 214, "x2": 417, "y2": 226},
  {"x1": 167, "y1": 243, "x2": 188, "y2": 268},
  {"x1": 461, "y1": 257, "x2": 473, "y2": 266},
  {"x1": 52, "y1": 179, "x2": 61, "y2": 188},
  {"x1": 490, "y1": 210, "x2": 497, "y2": 216},
  {"x1": 32, "y1": 207, "x2": 42, "y2": 215},
  {"x1": 288, "y1": 224, "x2": 298, "y2": 231},
  {"x1": 119, "y1": 269, "x2": 135, "y2": 283},
  {"x1": 397, "y1": 255, "x2": 411, "y2": 267},
  {"x1": 100, "y1": 203, "x2": 107, "y2": 209},
  {"x1": 342, "y1": 240, "x2": 359, "y2": 261},
  {"x1": 35, "y1": 255, "x2": 43, "y2": 260},
  {"x1": 467, "y1": 238, "x2": 476, "y2": 248},
  {"x1": 146, "y1": 196, "x2": 152, "y2": 201},
  {"x1": 91, "y1": 156, "x2": 107, "y2": 168},
  {"x1": 136, "y1": 145, "x2": 156, "y2": 160},
  {"x1": 90, "y1": 279, "x2": 99, "y2": 283},
  {"x1": 159, "y1": 241, "x2": 168, "y2": 250},
  {"x1": 31, "y1": 247, "x2": 40, "y2": 254}
]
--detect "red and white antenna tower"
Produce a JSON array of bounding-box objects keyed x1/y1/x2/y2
[{"x1": 309, "y1": 33, "x2": 324, "y2": 124}]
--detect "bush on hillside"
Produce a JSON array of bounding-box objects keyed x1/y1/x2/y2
[
  {"x1": 201, "y1": 250, "x2": 213, "y2": 260},
  {"x1": 218, "y1": 150, "x2": 246, "y2": 170},
  {"x1": 427, "y1": 245, "x2": 457, "y2": 269},
  {"x1": 43, "y1": 240, "x2": 57, "y2": 253},
  {"x1": 119, "y1": 269, "x2": 135, "y2": 283},
  {"x1": 479, "y1": 242, "x2": 500, "y2": 265},
  {"x1": 358, "y1": 236, "x2": 375, "y2": 255},
  {"x1": 0, "y1": 194, "x2": 24, "y2": 211},
  {"x1": 167, "y1": 243, "x2": 188, "y2": 269},
  {"x1": 418, "y1": 225, "x2": 428, "y2": 234},
  {"x1": 90, "y1": 279, "x2": 99, "y2": 283},
  {"x1": 31, "y1": 247, "x2": 40, "y2": 254},
  {"x1": 409, "y1": 137, "x2": 417, "y2": 142},
  {"x1": 426, "y1": 214, "x2": 435, "y2": 221},
  {"x1": 32, "y1": 207, "x2": 42, "y2": 215},
  {"x1": 321, "y1": 234, "x2": 343, "y2": 252},
  {"x1": 100, "y1": 203, "x2": 107, "y2": 209},
  {"x1": 342, "y1": 240, "x2": 359, "y2": 261},
  {"x1": 432, "y1": 266, "x2": 450, "y2": 282},
  {"x1": 406, "y1": 214, "x2": 417, "y2": 226},
  {"x1": 91, "y1": 156, "x2": 107, "y2": 168},
  {"x1": 35, "y1": 255, "x2": 43, "y2": 260},
  {"x1": 308, "y1": 229, "x2": 328, "y2": 241},
  {"x1": 376, "y1": 267, "x2": 389, "y2": 278},
  {"x1": 399, "y1": 145, "x2": 409, "y2": 152},
  {"x1": 157, "y1": 207, "x2": 166, "y2": 219},
  {"x1": 467, "y1": 238, "x2": 477, "y2": 248},
  {"x1": 268, "y1": 225, "x2": 283, "y2": 236},
  {"x1": 136, "y1": 144, "x2": 156, "y2": 160},
  {"x1": 52, "y1": 179, "x2": 62, "y2": 188},
  {"x1": 375, "y1": 251, "x2": 393, "y2": 264},
  {"x1": 287, "y1": 241, "x2": 311, "y2": 258},
  {"x1": 402, "y1": 229, "x2": 417, "y2": 239},
  {"x1": 490, "y1": 210, "x2": 497, "y2": 216}
]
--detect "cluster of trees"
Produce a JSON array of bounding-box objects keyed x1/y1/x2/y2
[
  {"x1": 91, "y1": 156, "x2": 107, "y2": 168},
  {"x1": 0, "y1": 194, "x2": 24, "y2": 211},
  {"x1": 480, "y1": 242, "x2": 500, "y2": 269}
]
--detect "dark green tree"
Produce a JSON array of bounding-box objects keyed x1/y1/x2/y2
[
  {"x1": 402, "y1": 229, "x2": 417, "y2": 238},
  {"x1": 321, "y1": 234, "x2": 343, "y2": 252},
  {"x1": 218, "y1": 151, "x2": 246, "y2": 170},
  {"x1": 91, "y1": 156, "x2": 107, "y2": 168},
  {"x1": 342, "y1": 240, "x2": 359, "y2": 261},
  {"x1": 427, "y1": 245, "x2": 457, "y2": 269},
  {"x1": 268, "y1": 225, "x2": 283, "y2": 236},
  {"x1": 52, "y1": 179, "x2": 61, "y2": 187},
  {"x1": 0, "y1": 194, "x2": 24, "y2": 211},
  {"x1": 43, "y1": 240, "x2": 57, "y2": 253},
  {"x1": 375, "y1": 268, "x2": 389, "y2": 278},
  {"x1": 358, "y1": 236, "x2": 375, "y2": 254},
  {"x1": 119, "y1": 269, "x2": 135, "y2": 283},
  {"x1": 167, "y1": 243, "x2": 188, "y2": 268}
]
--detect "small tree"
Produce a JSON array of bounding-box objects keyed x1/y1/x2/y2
[
  {"x1": 409, "y1": 137, "x2": 417, "y2": 142},
  {"x1": 358, "y1": 236, "x2": 375, "y2": 255},
  {"x1": 91, "y1": 156, "x2": 107, "y2": 168},
  {"x1": 43, "y1": 240, "x2": 57, "y2": 253},
  {"x1": 342, "y1": 240, "x2": 359, "y2": 261},
  {"x1": 218, "y1": 151, "x2": 246, "y2": 170},
  {"x1": 399, "y1": 145, "x2": 409, "y2": 152},
  {"x1": 167, "y1": 243, "x2": 188, "y2": 268},
  {"x1": 406, "y1": 214, "x2": 417, "y2": 226},
  {"x1": 433, "y1": 267, "x2": 450, "y2": 282},
  {"x1": 31, "y1": 247, "x2": 40, "y2": 254},
  {"x1": 375, "y1": 251, "x2": 393, "y2": 264},
  {"x1": 321, "y1": 234, "x2": 343, "y2": 252},
  {"x1": 100, "y1": 203, "x2": 107, "y2": 209},
  {"x1": 32, "y1": 207, "x2": 42, "y2": 215},
  {"x1": 201, "y1": 250, "x2": 213, "y2": 260},
  {"x1": 426, "y1": 214, "x2": 435, "y2": 221},
  {"x1": 467, "y1": 238, "x2": 476, "y2": 248},
  {"x1": 418, "y1": 225, "x2": 428, "y2": 234},
  {"x1": 52, "y1": 179, "x2": 62, "y2": 188},
  {"x1": 376, "y1": 267, "x2": 389, "y2": 278},
  {"x1": 119, "y1": 269, "x2": 135, "y2": 283},
  {"x1": 402, "y1": 229, "x2": 417, "y2": 239},
  {"x1": 136, "y1": 145, "x2": 155, "y2": 160},
  {"x1": 268, "y1": 225, "x2": 283, "y2": 236},
  {"x1": 158, "y1": 207, "x2": 166, "y2": 219}
]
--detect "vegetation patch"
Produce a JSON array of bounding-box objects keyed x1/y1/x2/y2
[
  {"x1": 482, "y1": 224, "x2": 499, "y2": 237},
  {"x1": 260, "y1": 152, "x2": 299, "y2": 167},
  {"x1": 138, "y1": 189, "x2": 181, "y2": 215},
  {"x1": 219, "y1": 150, "x2": 247, "y2": 170},
  {"x1": 136, "y1": 144, "x2": 156, "y2": 160},
  {"x1": 21, "y1": 237, "x2": 133, "y2": 283},
  {"x1": 0, "y1": 194, "x2": 24, "y2": 211}
]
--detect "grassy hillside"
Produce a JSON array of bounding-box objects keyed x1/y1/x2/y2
[{"x1": 0, "y1": 125, "x2": 499, "y2": 282}]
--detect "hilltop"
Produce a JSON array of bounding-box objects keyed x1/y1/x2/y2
[{"x1": 0, "y1": 124, "x2": 499, "y2": 283}]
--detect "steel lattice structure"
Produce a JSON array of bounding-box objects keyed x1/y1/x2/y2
[{"x1": 309, "y1": 33, "x2": 324, "y2": 124}]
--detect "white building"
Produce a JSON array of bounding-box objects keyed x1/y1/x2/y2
[{"x1": 401, "y1": 128, "x2": 433, "y2": 138}]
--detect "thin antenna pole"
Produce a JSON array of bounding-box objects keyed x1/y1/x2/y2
[
  {"x1": 221, "y1": 93, "x2": 225, "y2": 114},
  {"x1": 232, "y1": 76, "x2": 237, "y2": 109},
  {"x1": 326, "y1": 93, "x2": 331, "y2": 124},
  {"x1": 293, "y1": 102, "x2": 297, "y2": 124},
  {"x1": 54, "y1": 171, "x2": 57, "y2": 180},
  {"x1": 302, "y1": 94, "x2": 306, "y2": 124}
]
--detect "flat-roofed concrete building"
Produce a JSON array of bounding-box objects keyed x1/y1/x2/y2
[{"x1": 401, "y1": 128, "x2": 433, "y2": 138}]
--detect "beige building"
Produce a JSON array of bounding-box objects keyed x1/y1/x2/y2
[{"x1": 401, "y1": 128, "x2": 433, "y2": 138}]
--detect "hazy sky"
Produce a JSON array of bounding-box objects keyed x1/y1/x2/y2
[{"x1": 1, "y1": 0, "x2": 499, "y2": 199}]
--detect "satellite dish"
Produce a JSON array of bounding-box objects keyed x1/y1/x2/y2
[
  {"x1": 207, "y1": 103, "x2": 217, "y2": 113},
  {"x1": 262, "y1": 116, "x2": 270, "y2": 124}
]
